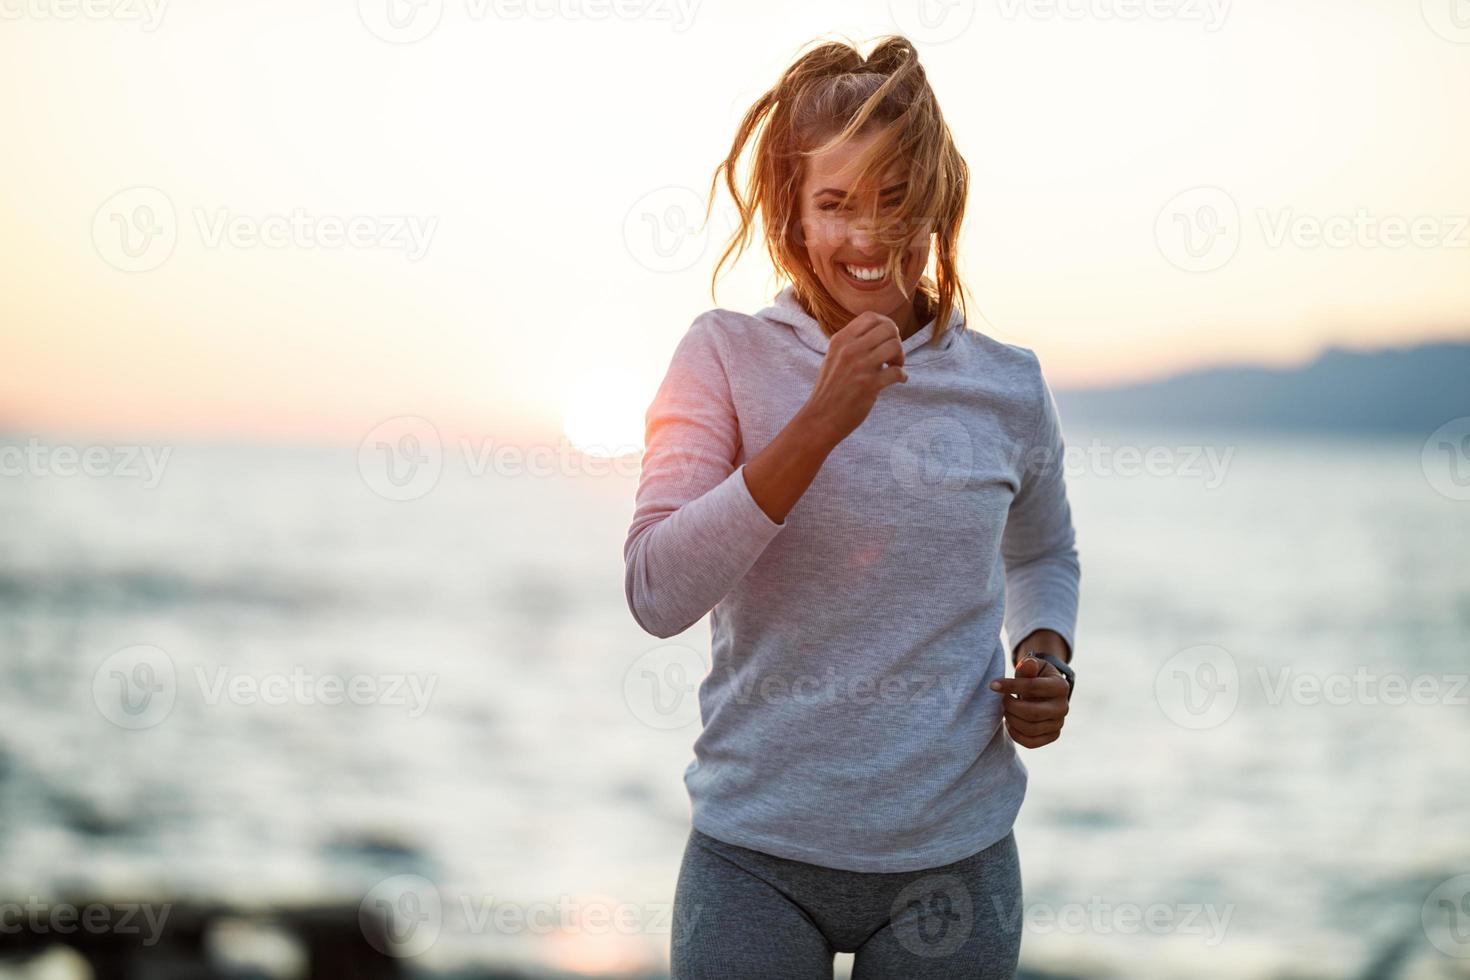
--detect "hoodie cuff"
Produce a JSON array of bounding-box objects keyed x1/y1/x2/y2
[{"x1": 728, "y1": 462, "x2": 786, "y2": 532}]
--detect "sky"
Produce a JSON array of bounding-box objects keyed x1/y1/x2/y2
[{"x1": 2, "y1": 0, "x2": 1468, "y2": 451}]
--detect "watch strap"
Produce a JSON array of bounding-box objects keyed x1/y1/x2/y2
[{"x1": 1023, "y1": 651, "x2": 1075, "y2": 699}]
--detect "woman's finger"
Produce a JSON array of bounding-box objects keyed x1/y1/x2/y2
[
  {"x1": 991, "y1": 675, "x2": 1069, "y2": 700},
  {"x1": 1001, "y1": 696, "x2": 1067, "y2": 722},
  {"x1": 1004, "y1": 716, "x2": 1060, "y2": 738}
]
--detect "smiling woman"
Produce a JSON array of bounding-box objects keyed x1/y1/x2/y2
[
  {"x1": 799, "y1": 135, "x2": 934, "y2": 339},
  {"x1": 626, "y1": 32, "x2": 1081, "y2": 980},
  {"x1": 705, "y1": 33, "x2": 971, "y2": 346}
]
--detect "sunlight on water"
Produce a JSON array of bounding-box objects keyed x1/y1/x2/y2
[{"x1": 0, "y1": 426, "x2": 1465, "y2": 978}]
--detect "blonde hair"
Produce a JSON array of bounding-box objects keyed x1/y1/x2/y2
[{"x1": 706, "y1": 34, "x2": 971, "y2": 346}]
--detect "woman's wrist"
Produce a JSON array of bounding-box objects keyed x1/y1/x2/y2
[
  {"x1": 791, "y1": 404, "x2": 844, "y2": 456},
  {"x1": 1012, "y1": 628, "x2": 1072, "y2": 666}
]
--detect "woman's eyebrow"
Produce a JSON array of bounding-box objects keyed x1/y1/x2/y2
[{"x1": 813, "y1": 182, "x2": 907, "y2": 199}]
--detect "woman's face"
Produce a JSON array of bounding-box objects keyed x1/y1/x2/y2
[{"x1": 797, "y1": 129, "x2": 931, "y2": 327}]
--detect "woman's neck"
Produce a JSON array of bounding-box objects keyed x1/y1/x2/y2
[{"x1": 895, "y1": 293, "x2": 933, "y2": 341}]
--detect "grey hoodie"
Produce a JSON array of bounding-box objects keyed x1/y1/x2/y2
[{"x1": 623, "y1": 284, "x2": 1080, "y2": 872}]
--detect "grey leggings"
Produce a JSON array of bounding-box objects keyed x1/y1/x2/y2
[{"x1": 670, "y1": 827, "x2": 1023, "y2": 979}]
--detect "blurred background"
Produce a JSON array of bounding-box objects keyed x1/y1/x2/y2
[{"x1": 2, "y1": 0, "x2": 1468, "y2": 977}]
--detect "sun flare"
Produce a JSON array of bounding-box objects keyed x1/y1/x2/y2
[{"x1": 561, "y1": 377, "x2": 647, "y2": 459}]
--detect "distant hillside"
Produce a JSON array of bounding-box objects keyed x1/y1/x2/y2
[{"x1": 1053, "y1": 340, "x2": 1470, "y2": 432}]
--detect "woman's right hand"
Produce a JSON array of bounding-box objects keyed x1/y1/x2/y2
[{"x1": 798, "y1": 310, "x2": 908, "y2": 449}]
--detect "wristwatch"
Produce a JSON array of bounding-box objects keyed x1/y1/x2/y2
[{"x1": 1020, "y1": 651, "x2": 1075, "y2": 700}]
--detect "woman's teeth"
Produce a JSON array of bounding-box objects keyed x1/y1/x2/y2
[{"x1": 842, "y1": 263, "x2": 887, "y2": 281}]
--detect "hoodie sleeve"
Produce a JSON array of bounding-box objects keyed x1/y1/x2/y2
[
  {"x1": 623, "y1": 315, "x2": 788, "y2": 638},
  {"x1": 1001, "y1": 361, "x2": 1081, "y2": 659}
]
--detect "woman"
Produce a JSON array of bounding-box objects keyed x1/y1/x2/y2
[{"x1": 623, "y1": 34, "x2": 1080, "y2": 979}]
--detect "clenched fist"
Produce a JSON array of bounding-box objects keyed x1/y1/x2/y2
[
  {"x1": 991, "y1": 653, "x2": 1071, "y2": 749},
  {"x1": 798, "y1": 310, "x2": 908, "y2": 450}
]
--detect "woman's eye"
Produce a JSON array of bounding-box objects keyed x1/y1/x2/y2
[{"x1": 817, "y1": 198, "x2": 899, "y2": 214}]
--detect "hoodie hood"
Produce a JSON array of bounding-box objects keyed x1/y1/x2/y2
[{"x1": 754, "y1": 284, "x2": 966, "y2": 364}]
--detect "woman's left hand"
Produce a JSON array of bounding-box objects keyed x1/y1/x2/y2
[{"x1": 990, "y1": 631, "x2": 1072, "y2": 749}]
